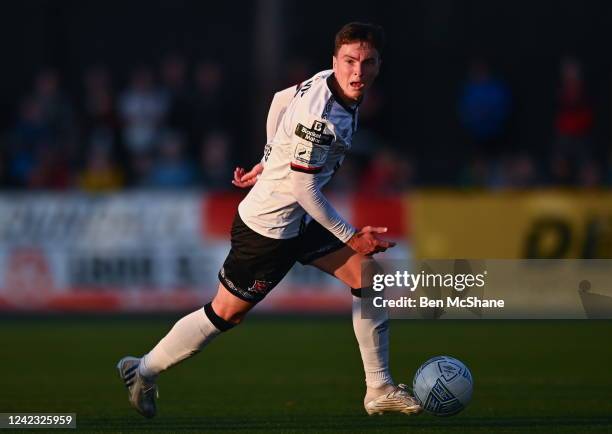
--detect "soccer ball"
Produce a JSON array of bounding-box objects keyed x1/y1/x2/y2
[{"x1": 412, "y1": 356, "x2": 473, "y2": 416}]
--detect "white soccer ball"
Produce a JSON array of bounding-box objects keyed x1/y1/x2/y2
[{"x1": 412, "y1": 355, "x2": 473, "y2": 416}]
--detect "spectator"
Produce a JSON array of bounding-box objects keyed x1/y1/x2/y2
[
  {"x1": 488, "y1": 153, "x2": 538, "y2": 189},
  {"x1": 459, "y1": 156, "x2": 491, "y2": 188},
  {"x1": 553, "y1": 57, "x2": 593, "y2": 162},
  {"x1": 192, "y1": 61, "x2": 231, "y2": 138},
  {"x1": 458, "y1": 59, "x2": 512, "y2": 158},
  {"x1": 578, "y1": 159, "x2": 602, "y2": 188},
  {"x1": 148, "y1": 130, "x2": 196, "y2": 188},
  {"x1": 80, "y1": 65, "x2": 125, "y2": 174},
  {"x1": 28, "y1": 144, "x2": 72, "y2": 190},
  {"x1": 7, "y1": 97, "x2": 53, "y2": 186},
  {"x1": 548, "y1": 153, "x2": 574, "y2": 186},
  {"x1": 199, "y1": 130, "x2": 233, "y2": 189},
  {"x1": 128, "y1": 151, "x2": 154, "y2": 188},
  {"x1": 78, "y1": 145, "x2": 124, "y2": 192},
  {"x1": 507, "y1": 153, "x2": 538, "y2": 188},
  {"x1": 160, "y1": 54, "x2": 193, "y2": 136},
  {"x1": 359, "y1": 148, "x2": 415, "y2": 194},
  {"x1": 119, "y1": 66, "x2": 168, "y2": 154},
  {"x1": 33, "y1": 68, "x2": 77, "y2": 147},
  {"x1": 82, "y1": 66, "x2": 120, "y2": 133}
]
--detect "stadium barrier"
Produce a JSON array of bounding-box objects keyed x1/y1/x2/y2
[
  {"x1": 0, "y1": 192, "x2": 410, "y2": 313},
  {"x1": 412, "y1": 191, "x2": 612, "y2": 259},
  {"x1": 1, "y1": 191, "x2": 609, "y2": 313}
]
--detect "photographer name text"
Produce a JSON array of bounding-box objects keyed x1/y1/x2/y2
[{"x1": 372, "y1": 296, "x2": 505, "y2": 309}]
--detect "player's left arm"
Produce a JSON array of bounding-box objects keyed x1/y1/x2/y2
[
  {"x1": 290, "y1": 169, "x2": 356, "y2": 242},
  {"x1": 286, "y1": 113, "x2": 360, "y2": 244},
  {"x1": 290, "y1": 172, "x2": 395, "y2": 254}
]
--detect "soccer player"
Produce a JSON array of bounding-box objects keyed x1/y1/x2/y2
[{"x1": 118, "y1": 22, "x2": 422, "y2": 418}]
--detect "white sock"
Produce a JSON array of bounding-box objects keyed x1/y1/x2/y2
[
  {"x1": 352, "y1": 295, "x2": 394, "y2": 392},
  {"x1": 139, "y1": 308, "x2": 221, "y2": 378}
]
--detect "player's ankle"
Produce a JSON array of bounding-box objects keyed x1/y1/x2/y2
[
  {"x1": 368, "y1": 383, "x2": 395, "y2": 393},
  {"x1": 138, "y1": 356, "x2": 158, "y2": 381},
  {"x1": 365, "y1": 382, "x2": 395, "y2": 403}
]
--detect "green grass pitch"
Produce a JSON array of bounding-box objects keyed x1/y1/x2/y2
[{"x1": 1, "y1": 316, "x2": 611, "y2": 433}]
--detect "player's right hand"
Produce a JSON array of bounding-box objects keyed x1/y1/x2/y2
[
  {"x1": 232, "y1": 163, "x2": 263, "y2": 188},
  {"x1": 346, "y1": 226, "x2": 397, "y2": 256}
]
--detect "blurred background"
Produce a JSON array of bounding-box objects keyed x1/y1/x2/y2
[
  {"x1": 2, "y1": 5, "x2": 612, "y2": 430},
  {"x1": 1, "y1": 0, "x2": 612, "y2": 314}
]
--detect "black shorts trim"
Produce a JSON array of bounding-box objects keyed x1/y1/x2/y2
[{"x1": 218, "y1": 269, "x2": 263, "y2": 303}]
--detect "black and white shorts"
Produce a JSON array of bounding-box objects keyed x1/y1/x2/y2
[{"x1": 218, "y1": 212, "x2": 345, "y2": 303}]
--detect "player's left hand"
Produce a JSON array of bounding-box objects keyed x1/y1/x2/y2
[
  {"x1": 232, "y1": 163, "x2": 263, "y2": 188},
  {"x1": 347, "y1": 226, "x2": 397, "y2": 256}
]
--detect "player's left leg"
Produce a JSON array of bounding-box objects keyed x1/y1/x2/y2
[
  {"x1": 309, "y1": 245, "x2": 421, "y2": 415},
  {"x1": 310, "y1": 247, "x2": 393, "y2": 389}
]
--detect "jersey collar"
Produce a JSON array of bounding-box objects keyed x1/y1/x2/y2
[{"x1": 326, "y1": 74, "x2": 361, "y2": 115}]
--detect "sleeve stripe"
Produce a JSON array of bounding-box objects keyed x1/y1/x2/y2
[{"x1": 290, "y1": 163, "x2": 322, "y2": 174}]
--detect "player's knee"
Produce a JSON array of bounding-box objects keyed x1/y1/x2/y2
[
  {"x1": 211, "y1": 283, "x2": 256, "y2": 325},
  {"x1": 212, "y1": 303, "x2": 249, "y2": 325},
  {"x1": 358, "y1": 257, "x2": 383, "y2": 289},
  {"x1": 350, "y1": 258, "x2": 384, "y2": 297},
  {"x1": 344, "y1": 257, "x2": 383, "y2": 290},
  {"x1": 225, "y1": 311, "x2": 248, "y2": 325}
]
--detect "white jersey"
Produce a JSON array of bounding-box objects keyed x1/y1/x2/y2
[{"x1": 238, "y1": 70, "x2": 358, "y2": 242}]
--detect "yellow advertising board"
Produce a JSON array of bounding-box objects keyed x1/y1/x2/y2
[{"x1": 412, "y1": 191, "x2": 612, "y2": 259}]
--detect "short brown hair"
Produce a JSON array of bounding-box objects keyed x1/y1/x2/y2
[{"x1": 334, "y1": 22, "x2": 385, "y2": 57}]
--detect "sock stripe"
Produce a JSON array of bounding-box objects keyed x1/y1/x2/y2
[
  {"x1": 203, "y1": 303, "x2": 235, "y2": 332},
  {"x1": 124, "y1": 365, "x2": 138, "y2": 375}
]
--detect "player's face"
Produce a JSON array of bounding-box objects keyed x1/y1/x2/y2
[{"x1": 332, "y1": 41, "x2": 381, "y2": 103}]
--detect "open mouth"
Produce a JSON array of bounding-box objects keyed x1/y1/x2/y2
[{"x1": 350, "y1": 81, "x2": 364, "y2": 91}]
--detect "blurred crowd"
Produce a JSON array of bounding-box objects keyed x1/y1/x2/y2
[
  {"x1": 1, "y1": 55, "x2": 238, "y2": 192},
  {"x1": 455, "y1": 57, "x2": 605, "y2": 189},
  {"x1": 0, "y1": 55, "x2": 609, "y2": 192}
]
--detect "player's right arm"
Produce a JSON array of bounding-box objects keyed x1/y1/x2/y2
[
  {"x1": 233, "y1": 86, "x2": 297, "y2": 189},
  {"x1": 232, "y1": 164, "x2": 263, "y2": 188},
  {"x1": 266, "y1": 86, "x2": 295, "y2": 142}
]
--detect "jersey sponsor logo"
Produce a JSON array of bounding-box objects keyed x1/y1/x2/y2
[
  {"x1": 295, "y1": 121, "x2": 333, "y2": 146},
  {"x1": 294, "y1": 142, "x2": 328, "y2": 166}
]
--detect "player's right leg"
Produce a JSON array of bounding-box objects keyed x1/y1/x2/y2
[
  {"x1": 117, "y1": 283, "x2": 253, "y2": 418},
  {"x1": 138, "y1": 283, "x2": 252, "y2": 378},
  {"x1": 117, "y1": 212, "x2": 296, "y2": 418}
]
